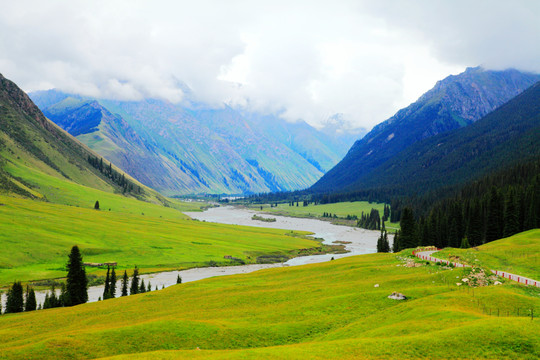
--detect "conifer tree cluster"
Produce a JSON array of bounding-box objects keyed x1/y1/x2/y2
[
  {"x1": 322, "y1": 212, "x2": 338, "y2": 218},
  {"x1": 5, "y1": 281, "x2": 23, "y2": 313},
  {"x1": 357, "y1": 209, "x2": 381, "y2": 230},
  {"x1": 43, "y1": 284, "x2": 68, "y2": 309},
  {"x1": 3, "y1": 282, "x2": 37, "y2": 314},
  {"x1": 116, "y1": 266, "x2": 155, "y2": 297},
  {"x1": 376, "y1": 229, "x2": 391, "y2": 252},
  {"x1": 390, "y1": 159, "x2": 540, "y2": 251},
  {"x1": 103, "y1": 266, "x2": 117, "y2": 300},
  {"x1": 383, "y1": 204, "x2": 390, "y2": 222},
  {"x1": 87, "y1": 155, "x2": 142, "y2": 194},
  {"x1": 417, "y1": 186, "x2": 538, "y2": 249}
]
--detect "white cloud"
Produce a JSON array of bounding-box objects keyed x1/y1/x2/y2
[{"x1": 0, "y1": 0, "x2": 538, "y2": 130}]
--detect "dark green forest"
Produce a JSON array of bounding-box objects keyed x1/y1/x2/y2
[{"x1": 392, "y1": 158, "x2": 540, "y2": 251}]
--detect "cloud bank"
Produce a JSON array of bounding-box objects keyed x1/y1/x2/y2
[{"x1": 0, "y1": 0, "x2": 538, "y2": 129}]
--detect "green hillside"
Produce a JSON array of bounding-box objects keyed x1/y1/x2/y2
[
  {"x1": 0, "y1": 242, "x2": 538, "y2": 359},
  {"x1": 0, "y1": 73, "x2": 166, "y2": 206},
  {"x1": 435, "y1": 229, "x2": 540, "y2": 281}
]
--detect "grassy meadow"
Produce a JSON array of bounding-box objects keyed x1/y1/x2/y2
[
  {"x1": 435, "y1": 229, "x2": 540, "y2": 281},
  {"x1": 0, "y1": 248, "x2": 538, "y2": 359},
  {"x1": 0, "y1": 194, "x2": 318, "y2": 286},
  {"x1": 0, "y1": 138, "x2": 326, "y2": 286},
  {"x1": 253, "y1": 201, "x2": 400, "y2": 229}
]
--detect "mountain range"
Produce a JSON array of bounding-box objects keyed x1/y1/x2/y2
[
  {"x1": 356, "y1": 79, "x2": 540, "y2": 196},
  {"x1": 30, "y1": 91, "x2": 363, "y2": 196},
  {"x1": 311, "y1": 67, "x2": 540, "y2": 195}
]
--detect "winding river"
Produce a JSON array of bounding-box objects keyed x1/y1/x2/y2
[{"x1": 34, "y1": 206, "x2": 379, "y2": 306}]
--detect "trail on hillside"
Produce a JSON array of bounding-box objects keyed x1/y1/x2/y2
[{"x1": 414, "y1": 249, "x2": 540, "y2": 288}]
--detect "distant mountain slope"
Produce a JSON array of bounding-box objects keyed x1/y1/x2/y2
[
  {"x1": 31, "y1": 91, "x2": 359, "y2": 195},
  {"x1": 311, "y1": 67, "x2": 540, "y2": 193},
  {"x1": 240, "y1": 112, "x2": 364, "y2": 173},
  {"x1": 354, "y1": 80, "x2": 540, "y2": 194},
  {"x1": 0, "y1": 73, "x2": 164, "y2": 205},
  {"x1": 100, "y1": 99, "x2": 323, "y2": 194}
]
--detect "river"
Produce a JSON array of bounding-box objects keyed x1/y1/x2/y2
[{"x1": 33, "y1": 206, "x2": 379, "y2": 307}]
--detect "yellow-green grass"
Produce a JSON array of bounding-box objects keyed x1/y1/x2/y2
[
  {"x1": 0, "y1": 253, "x2": 538, "y2": 359},
  {"x1": 2, "y1": 159, "x2": 185, "y2": 216},
  {"x1": 435, "y1": 229, "x2": 540, "y2": 281},
  {"x1": 0, "y1": 195, "x2": 316, "y2": 286},
  {"x1": 256, "y1": 201, "x2": 400, "y2": 229}
]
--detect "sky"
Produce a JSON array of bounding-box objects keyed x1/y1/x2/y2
[{"x1": 0, "y1": 0, "x2": 539, "y2": 130}]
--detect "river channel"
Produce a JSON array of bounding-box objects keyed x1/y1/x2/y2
[{"x1": 34, "y1": 206, "x2": 379, "y2": 306}]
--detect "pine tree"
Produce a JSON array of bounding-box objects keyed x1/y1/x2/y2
[
  {"x1": 94, "y1": 201, "x2": 100, "y2": 210},
  {"x1": 382, "y1": 231, "x2": 390, "y2": 252},
  {"x1": 43, "y1": 285, "x2": 59, "y2": 309},
  {"x1": 392, "y1": 231, "x2": 401, "y2": 252},
  {"x1": 66, "y1": 245, "x2": 88, "y2": 306},
  {"x1": 467, "y1": 200, "x2": 483, "y2": 246},
  {"x1": 103, "y1": 266, "x2": 111, "y2": 299},
  {"x1": 147, "y1": 282, "x2": 152, "y2": 292},
  {"x1": 448, "y1": 219, "x2": 460, "y2": 248},
  {"x1": 24, "y1": 286, "x2": 37, "y2": 312},
  {"x1": 503, "y1": 189, "x2": 519, "y2": 238},
  {"x1": 176, "y1": 274, "x2": 182, "y2": 284},
  {"x1": 139, "y1": 279, "x2": 146, "y2": 293},
  {"x1": 6, "y1": 281, "x2": 24, "y2": 313},
  {"x1": 376, "y1": 230, "x2": 383, "y2": 252},
  {"x1": 121, "y1": 271, "x2": 128, "y2": 297},
  {"x1": 486, "y1": 187, "x2": 503, "y2": 242},
  {"x1": 460, "y1": 237, "x2": 470, "y2": 249},
  {"x1": 130, "y1": 267, "x2": 139, "y2": 295},
  {"x1": 399, "y1": 208, "x2": 417, "y2": 249},
  {"x1": 109, "y1": 267, "x2": 117, "y2": 298},
  {"x1": 59, "y1": 283, "x2": 68, "y2": 307},
  {"x1": 43, "y1": 293, "x2": 50, "y2": 309}
]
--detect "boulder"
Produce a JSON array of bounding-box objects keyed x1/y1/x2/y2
[{"x1": 388, "y1": 292, "x2": 407, "y2": 300}]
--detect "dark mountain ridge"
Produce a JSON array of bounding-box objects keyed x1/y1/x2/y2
[{"x1": 311, "y1": 67, "x2": 540, "y2": 193}]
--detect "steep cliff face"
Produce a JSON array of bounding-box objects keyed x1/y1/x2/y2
[{"x1": 311, "y1": 67, "x2": 540, "y2": 193}]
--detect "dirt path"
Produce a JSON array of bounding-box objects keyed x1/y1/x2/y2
[{"x1": 414, "y1": 248, "x2": 540, "y2": 288}]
